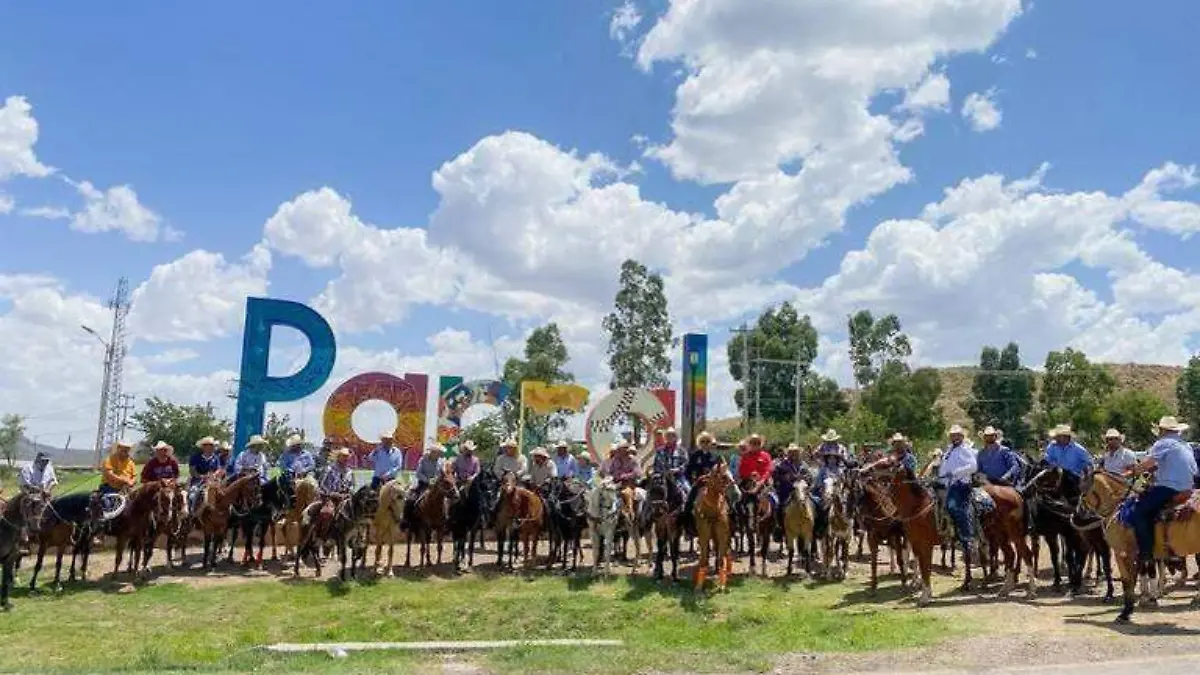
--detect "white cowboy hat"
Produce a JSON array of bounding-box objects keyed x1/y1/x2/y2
[
  {"x1": 1157, "y1": 416, "x2": 1190, "y2": 433},
  {"x1": 696, "y1": 431, "x2": 715, "y2": 443},
  {"x1": 333, "y1": 447, "x2": 351, "y2": 459},
  {"x1": 576, "y1": 453, "x2": 592, "y2": 465},
  {"x1": 614, "y1": 439, "x2": 632, "y2": 451},
  {"x1": 747, "y1": 433, "x2": 764, "y2": 444},
  {"x1": 246, "y1": 434, "x2": 268, "y2": 447},
  {"x1": 1104, "y1": 428, "x2": 1124, "y2": 440},
  {"x1": 114, "y1": 439, "x2": 133, "y2": 450},
  {"x1": 427, "y1": 443, "x2": 446, "y2": 454},
  {"x1": 460, "y1": 440, "x2": 477, "y2": 452},
  {"x1": 219, "y1": 440, "x2": 232, "y2": 451},
  {"x1": 500, "y1": 437, "x2": 518, "y2": 448},
  {"x1": 194, "y1": 436, "x2": 216, "y2": 448},
  {"x1": 785, "y1": 443, "x2": 803, "y2": 452},
  {"x1": 948, "y1": 425, "x2": 966, "y2": 436},
  {"x1": 664, "y1": 427, "x2": 678, "y2": 435},
  {"x1": 889, "y1": 433, "x2": 906, "y2": 443},
  {"x1": 286, "y1": 434, "x2": 305, "y2": 447},
  {"x1": 531, "y1": 447, "x2": 550, "y2": 458},
  {"x1": 1049, "y1": 424, "x2": 1073, "y2": 437},
  {"x1": 554, "y1": 439, "x2": 569, "y2": 449},
  {"x1": 380, "y1": 433, "x2": 394, "y2": 442},
  {"x1": 980, "y1": 426, "x2": 998, "y2": 437},
  {"x1": 821, "y1": 429, "x2": 841, "y2": 442},
  {"x1": 152, "y1": 441, "x2": 173, "y2": 451}
]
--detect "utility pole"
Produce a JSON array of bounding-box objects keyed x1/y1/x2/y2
[
  {"x1": 793, "y1": 349, "x2": 804, "y2": 444},
  {"x1": 116, "y1": 393, "x2": 136, "y2": 438},
  {"x1": 730, "y1": 324, "x2": 751, "y2": 434}
]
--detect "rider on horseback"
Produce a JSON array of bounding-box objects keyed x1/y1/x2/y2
[
  {"x1": 529, "y1": 447, "x2": 558, "y2": 491},
  {"x1": 683, "y1": 432, "x2": 720, "y2": 528},
  {"x1": 938, "y1": 425, "x2": 979, "y2": 566},
  {"x1": 603, "y1": 440, "x2": 641, "y2": 486},
  {"x1": 772, "y1": 444, "x2": 810, "y2": 531},
  {"x1": 232, "y1": 435, "x2": 270, "y2": 511},
  {"x1": 651, "y1": 427, "x2": 689, "y2": 500},
  {"x1": 453, "y1": 440, "x2": 481, "y2": 482},
  {"x1": 142, "y1": 441, "x2": 180, "y2": 484},
  {"x1": 1043, "y1": 425, "x2": 1093, "y2": 507},
  {"x1": 1099, "y1": 428, "x2": 1139, "y2": 475},
  {"x1": 737, "y1": 433, "x2": 773, "y2": 496},
  {"x1": 187, "y1": 437, "x2": 224, "y2": 514},
  {"x1": 277, "y1": 434, "x2": 315, "y2": 479},
  {"x1": 319, "y1": 448, "x2": 356, "y2": 496},
  {"x1": 100, "y1": 440, "x2": 137, "y2": 496},
  {"x1": 552, "y1": 441, "x2": 578, "y2": 481},
  {"x1": 368, "y1": 434, "x2": 404, "y2": 490},
  {"x1": 1126, "y1": 416, "x2": 1196, "y2": 574},
  {"x1": 813, "y1": 430, "x2": 848, "y2": 507},
  {"x1": 408, "y1": 444, "x2": 446, "y2": 506}
]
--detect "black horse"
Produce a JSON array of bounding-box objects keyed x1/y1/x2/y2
[
  {"x1": 236, "y1": 473, "x2": 295, "y2": 568},
  {"x1": 449, "y1": 471, "x2": 498, "y2": 571},
  {"x1": 544, "y1": 478, "x2": 588, "y2": 572},
  {"x1": 1024, "y1": 465, "x2": 1089, "y2": 598},
  {"x1": 645, "y1": 473, "x2": 685, "y2": 582},
  {"x1": 1, "y1": 490, "x2": 50, "y2": 609},
  {"x1": 294, "y1": 485, "x2": 377, "y2": 581},
  {"x1": 28, "y1": 492, "x2": 105, "y2": 592}
]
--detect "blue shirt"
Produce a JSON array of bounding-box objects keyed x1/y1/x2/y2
[
  {"x1": 277, "y1": 448, "x2": 315, "y2": 477},
  {"x1": 977, "y1": 443, "x2": 1020, "y2": 483},
  {"x1": 369, "y1": 445, "x2": 405, "y2": 481},
  {"x1": 553, "y1": 452, "x2": 578, "y2": 479},
  {"x1": 897, "y1": 450, "x2": 917, "y2": 475},
  {"x1": 1044, "y1": 440, "x2": 1094, "y2": 478},
  {"x1": 189, "y1": 453, "x2": 223, "y2": 486},
  {"x1": 1149, "y1": 434, "x2": 1198, "y2": 492},
  {"x1": 234, "y1": 449, "x2": 269, "y2": 484},
  {"x1": 652, "y1": 446, "x2": 687, "y2": 477},
  {"x1": 576, "y1": 465, "x2": 595, "y2": 486}
]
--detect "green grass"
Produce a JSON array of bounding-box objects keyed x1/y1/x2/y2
[{"x1": 0, "y1": 574, "x2": 952, "y2": 674}]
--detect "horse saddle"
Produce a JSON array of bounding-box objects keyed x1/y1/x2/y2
[
  {"x1": 1161, "y1": 490, "x2": 1197, "y2": 522},
  {"x1": 970, "y1": 488, "x2": 995, "y2": 515}
]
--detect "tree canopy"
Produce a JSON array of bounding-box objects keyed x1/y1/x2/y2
[
  {"x1": 963, "y1": 343, "x2": 1035, "y2": 450},
  {"x1": 1177, "y1": 356, "x2": 1200, "y2": 441},
  {"x1": 861, "y1": 360, "x2": 945, "y2": 442},
  {"x1": 502, "y1": 322, "x2": 574, "y2": 448},
  {"x1": 0, "y1": 414, "x2": 25, "y2": 468},
  {"x1": 1037, "y1": 348, "x2": 1116, "y2": 442},
  {"x1": 602, "y1": 259, "x2": 674, "y2": 390},
  {"x1": 129, "y1": 397, "x2": 232, "y2": 459},
  {"x1": 848, "y1": 310, "x2": 912, "y2": 389},
  {"x1": 1102, "y1": 389, "x2": 1171, "y2": 449}
]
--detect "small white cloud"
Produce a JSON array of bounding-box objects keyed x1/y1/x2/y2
[
  {"x1": 899, "y1": 72, "x2": 951, "y2": 112},
  {"x1": 0, "y1": 193, "x2": 12, "y2": 214},
  {"x1": 894, "y1": 118, "x2": 925, "y2": 143},
  {"x1": 1025, "y1": 47, "x2": 1038, "y2": 60},
  {"x1": 19, "y1": 205, "x2": 70, "y2": 220},
  {"x1": 962, "y1": 89, "x2": 1003, "y2": 132},
  {"x1": 610, "y1": 1, "x2": 643, "y2": 44},
  {"x1": 68, "y1": 180, "x2": 171, "y2": 242},
  {"x1": 0, "y1": 96, "x2": 54, "y2": 181}
]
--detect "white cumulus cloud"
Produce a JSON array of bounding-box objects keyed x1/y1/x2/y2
[{"x1": 962, "y1": 89, "x2": 1003, "y2": 132}]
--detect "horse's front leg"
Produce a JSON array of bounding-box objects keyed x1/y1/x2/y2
[{"x1": 28, "y1": 541, "x2": 47, "y2": 592}]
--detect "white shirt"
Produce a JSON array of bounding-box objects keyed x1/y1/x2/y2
[
  {"x1": 493, "y1": 453, "x2": 527, "y2": 479},
  {"x1": 20, "y1": 463, "x2": 57, "y2": 491},
  {"x1": 529, "y1": 459, "x2": 557, "y2": 487},
  {"x1": 1100, "y1": 446, "x2": 1140, "y2": 475},
  {"x1": 938, "y1": 443, "x2": 978, "y2": 485}
]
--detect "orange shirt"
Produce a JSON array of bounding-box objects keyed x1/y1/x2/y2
[{"x1": 103, "y1": 454, "x2": 137, "y2": 489}]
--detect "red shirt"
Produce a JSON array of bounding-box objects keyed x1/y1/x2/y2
[
  {"x1": 738, "y1": 450, "x2": 773, "y2": 482},
  {"x1": 141, "y1": 456, "x2": 180, "y2": 483}
]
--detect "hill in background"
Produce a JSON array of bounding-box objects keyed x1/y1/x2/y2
[{"x1": 710, "y1": 362, "x2": 1183, "y2": 436}]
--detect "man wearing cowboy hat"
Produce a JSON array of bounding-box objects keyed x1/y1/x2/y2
[
  {"x1": 575, "y1": 452, "x2": 596, "y2": 487},
  {"x1": 186, "y1": 437, "x2": 224, "y2": 512},
  {"x1": 453, "y1": 440, "x2": 481, "y2": 482},
  {"x1": 100, "y1": 440, "x2": 137, "y2": 495},
  {"x1": 818, "y1": 429, "x2": 847, "y2": 461},
  {"x1": 552, "y1": 440, "x2": 578, "y2": 481},
  {"x1": 493, "y1": 438, "x2": 527, "y2": 480},
  {"x1": 234, "y1": 435, "x2": 271, "y2": 485},
  {"x1": 1099, "y1": 428, "x2": 1139, "y2": 475},
  {"x1": 141, "y1": 441, "x2": 181, "y2": 484},
  {"x1": 277, "y1": 434, "x2": 315, "y2": 479},
  {"x1": 409, "y1": 443, "x2": 447, "y2": 501},
  {"x1": 938, "y1": 425, "x2": 979, "y2": 574},
  {"x1": 19, "y1": 451, "x2": 58, "y2": 494},
  {"x1": 652, "y1": 427, "x2": 689, "y2": 496},
  {"x1": 1127, "y1": 416, "x2": 1197, "y2": 574},
  {"x1": 1042, "y1": 424, "x2": 1093, "y2": 505},
  {"x1": 686, "y1": 431, "x2": 720, "y2": 485},
  {"x1": 528, "y1": 447, "x2": 557, "y2": 489},
  {"x1": 603, "y1": 439, "x2": 641, "y2": 485},
  {"x1": 218, "y1": 440, "x2": 235, "y2": 475},
  {"x1": 737, "y1": 434, "x2": 773, "y2": 486},
  {"x1": 771, "y1": 444, "x2": 810, "y2": 526},
  {"x1": 976, "y1": 427, "x2": 1020, "y2": 487},
  {"x1": 319, "y1": 447, "x2": 356, "y2": 495},
  {"x1": 368, "y1": 433, "x2": 404, "y2": 490},
  {"x1": 883, "y1": 433, "x2": 917, "y2": 476}
]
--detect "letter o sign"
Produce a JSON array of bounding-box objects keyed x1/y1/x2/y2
[{"x1": 322, "y1": 372, "x2": 425, "y2": 463}]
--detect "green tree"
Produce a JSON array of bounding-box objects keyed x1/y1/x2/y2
[
  {"x1": 727, "y1": 302, "x2": 844, "y2": 427},
  {"x1": 963, "y1": 343, "x2": 1035, "y2": 450},
  {"x1": 129, "y1": 397, "x2": 232, "y2": 460},
  {"x1": 457, "y1": 411, "x2": 507, "y2": 464},
  {"x1": 818, "y1": 407, "x2": 889, "y2": 449},
  {"x1": 602, "y1": 259, "x2": 673, "y2": 390},
  {"x1": 1177, "y1": 356, "x2": 1200, "y2": 441},
  {"x1": 502, "y1": 323, "x2": 574, "y2": 449},
  {"x1": 848, "y1": 310, "x2": 912, "y2": 389},
  {"x1": 861, "y1": 361, "x2": 945, "y2": 442},
  {"x1": 0, "y1": 414, "x2": 26, "y2": 468},
  {"x1": 1102, "y1": 390, "x2": 1171, "y2": 449},
  {"x1": 1037, "y1": 348, "x2": 1115, "y2": 442},
  {"x1": 262, "y1": 411, "x2": 304, "y2": 462}
]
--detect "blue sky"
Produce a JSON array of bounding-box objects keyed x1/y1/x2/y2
[{"x1": 2, "y1": 0, "x2": 1198, "y2": 450}]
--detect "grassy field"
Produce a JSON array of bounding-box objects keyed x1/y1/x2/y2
[{"x1": 0, "y1": 574, "x2": 951, "y2": 674}]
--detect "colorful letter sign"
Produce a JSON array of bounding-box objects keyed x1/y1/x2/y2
[
  {"x1": 437, "y1": 377, "x2": 511, "y2": 445},
  {"x1": 323, "y1": 372, "x2": 428, "y2": 468},
  {"x1": 585, "y1": 387, "x2": 675, "y2": 466},
  {"x1": 233, "y1": 298, "x2": 336, "y2": 456},
  {"x1": 681, "y1": 333, "x2": 708, "y2": 449}
]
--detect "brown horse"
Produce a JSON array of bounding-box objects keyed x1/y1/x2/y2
[
  {"x1": 28, "y1": 492, "x2": 105, "y2": 592},
  {"x1": 195, "y1": 474, "x2": 258, "y2": 570},
  {"x1": 850, "y1": 471, "x2": 907, "y2": 591},
  {"x1": 747, "y1": 485, "x2": 774, "y2": 576},
  {"x1": 968, "y1": 484, "x2": 1035, "y2": 597},
  {"x1": 495, "y1": 473, "x2": 544, "y2": 569},
  {"x1": 405, "y1": 470, "x2": 457, "y2": 567},
  {"x1": 109, "y1": 482, "x2": 170, "y2": 578},
  {"x1": 861, "y1": 461, "x2": 939, "y2": 605},
  {"x1": 372, "y1": 479, "x2": 406, "y2": 575},
  {"x1": 693, "y1": 464, "x2": 734, "y2": 591},
  {"x1": 783, "y1": 479, "x2": 816, "y2": 577},
  {"x1": 279, "y1": 477, "x2": 318, "y2": 560}
]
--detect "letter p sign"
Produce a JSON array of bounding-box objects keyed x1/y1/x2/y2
[{"x1": 233, "y1": 298, "x2": 337, "y2": 456}]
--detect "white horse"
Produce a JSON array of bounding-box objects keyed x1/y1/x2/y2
[{"x1": 587, "y1": 480, "x2": 621, "y2": 575}]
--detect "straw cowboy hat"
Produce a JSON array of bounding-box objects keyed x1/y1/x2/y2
[
  {"x1": 696, "y1": 431, "x2": 715, "y2": 443},
  {"x1": 500, "y1": 437, "x2": 518, "y2": 448},
  {"x1": 531, "y1": 447, "x2": 550, "y2": 459},
  {"x1": 152, "y1": 441, "x2": 173, "y2": 452},
  {"x1": 286, "y1": 434, "x2": 304, "y2": 448},
  {"x1": 333, "y1": 447, "x2": 351, "y2": 459},
  {"x1": 380, "y1": 433, "x2": 394, "y2": 442},
  {"x1": 948, "y1": 425, "x2": 966, "y2": 436},
  {"x1": 889, "y1": 433, "x2": 906, "y2": 443},
  {"x1": 114, "y1": 439, "x2": 133, "y2": 450},
  {"x1": 614, "y1": 439, "x2": 632, "y2": 452},
  {"x1": 194, "y1": 436, "x2": 216, "y2": 448},
  {"x1": 664, "y1": 427, "x2": 678, "y2": 435},
  {"x1": 785, "y1": 443, "x2": 802, "y2": 453},
  {"x1": 1104, "y1": 428, "x2": 1124, "y2": 440},
  {"x1": 554, "y1": 439, "x2": 569, "y2": 449},
  {"x1": 1157, "y1": 416, "x2": 1190, "y2": 433},
  {"x1": 427, "y1": 443, "x2": 446, "y2": 455},
  {"x1": 460, "y1": 440, "x2": 477, "y2": 452},
  {"x1": 980, "y1": 426, "x2": 999, "y2": 437},
  {"x1": 1049, "y1": 424, "x2": 1074, "y2": 437},
  {"x1": 219, "y1": 441, "x2": 232, "y2": 451},
  {"x1": 747, "y1": 433, "x2": 764, "y2": 444},
  {"x1": 246, "y1": 434, "x2": 268, "y2": 447},
  {"x1": 821, "y1": 429, "x2": 841, "y2": 443}
]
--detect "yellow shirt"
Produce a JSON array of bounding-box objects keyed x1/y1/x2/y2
[{"x1": 103, "y1": 454, "x2": 137, "y2": 490}]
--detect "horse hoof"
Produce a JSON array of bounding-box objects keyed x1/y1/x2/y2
[
  {"x1": 1103, "y1": 595, "x2": 1115, "y2": 605},
  {"x1": 1114, "y1": 613, "x2": 1132, "y2": 625}
]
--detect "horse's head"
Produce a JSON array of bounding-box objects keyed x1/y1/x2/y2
[
  {"x1": 352, "y1": 485, "x2": 379, "y2": 518},
  {"x1": 85, "y1": 491, "x2": 106, "y2": 529},
  {"x1": 1027, "y1": 464, "x2": 1063, "y2": 496},
  {"x1": 588, "y1": 481, "x2": 620, "y2": 522},
  {"x1": 15, "y1": 489, "x2": 50, "y2": 531},
  {"x1": 790, "y1": 479, "x2": 810, "y2": 504}
]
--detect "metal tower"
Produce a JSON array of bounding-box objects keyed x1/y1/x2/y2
[{"x1": 90, "y1": 278, "x2": 131, "y2": 465}]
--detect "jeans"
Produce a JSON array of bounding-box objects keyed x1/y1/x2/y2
[
  {"x1": 98, "y1": 484, "x2": 120, "y2": 495},
  {"x1": 1132, "y1": 485, "x2": 1178, "y2": 564},
  {"x1": 945, "y1": 482, "x2": 974, "y2": 545},
  {"x1": 371, "y1": 476, "x2": 383, "y2": 490}
]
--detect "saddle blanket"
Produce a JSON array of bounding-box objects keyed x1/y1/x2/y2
[
  {"x1": 970, "y1": 488, "x2": 995, "y2": 515},
  {"x1": 1116, "y1": 493, "x2": 1200, "y2": 528}
]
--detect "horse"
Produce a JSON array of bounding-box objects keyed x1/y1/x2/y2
[
  {"x1": 615, "y1": 483, "x2": 647, "y2": 572},
  {"x1": 109, "y1": 482, "x2": 170, "y2": 579},
  {"x1": 744, "y1": 482, "x2": 774, "y2": 576},
  {"x1": 1024, "y1": 466, "x2": 1087, "y2": 598},
  {"x1": 544, "y1": 478, "x2": 588, "y2": 572},
  {"x1": 278, "y1": 476, "x2": 318, "y2": 560},
  {"x1": 587, "y1": 479, "x2": 621, "y2": 575},
  {"x1": 693, "y1": 465, "x2": 734, "y2": 592},
  {"x1": 450, "y1": 472, "x2": 500, "y2": 572},
  {"x1": 372, "y1": 479, "x2": 406, "y2": 575},
  {"x1": 294, "y1": 485, "x2": 379, "y2": 580},
  {"x1": 404, "y1": 469, "x2": 457, "y2": 568},
  {"x1": 195, "y1": 474, "x2": 259, "y2": 571},
  {"x1": 1, "y1": 490, "x2": 50, "y2": 609},
  {"x1": 848, "y1": 471, "x2": 906, "y2": 590},
  {"x1": 236, "y1": 473, "x2": 295, "y2": 568},
  {"x1": 821, "y1": 475, "x2": 856, "y2": 582},
  {"x1": 783, "y1": 479, "x2": 816, "y2": 578},
  {"x1": 873, "y1": 464, "x2": 940, "y2": 605},
  {"x1": 160, "y1": 481, "x2": 189, "y2": 569},
  {"x1": 27, "y1": 492, "x2": 104, "y2": 592},
  {"x1": 495, "y1": 473, "x2": 544, "y2": 569},
  {"x1": 138, "y1": 480, "x2": 183, "y2": 574},
  {"x1": 644, "y1": 473, "x2": 684, "y2": 583}
]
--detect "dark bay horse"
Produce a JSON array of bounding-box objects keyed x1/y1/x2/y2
[
  {"x1": 645, "y1": 473, "x2": 684, "y2": 582},
  {"x1": 404, "y1": 471, "x2": 457, "y2": 568},
  {"x1": 196, "y1": 474, "x2": 258, "y2": 571},
  {"x1": 236, "y1": 473, "x2": 295, "y2": 568},
  {"x1": 1026, "y1": 466, "x2": 1106, "y2": 599},
  {"x1": 28, "y1": 492, "x2": 104, "y2": 591},
  {"x1": 110, "y1": 482, "x2": 171, "y2": 579},
  {"x1": 294, "y1": 485, "x2": 378, "y2": 580},
  {"x1": 450, "y1": 471, "x2": 499, "y2": 571},
  {"x1": 1, "y1": 490, "x2": 50, "y2": 609},
  {"x1": 543, "y1": 478, "x2": 588, "y2": 572}
]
